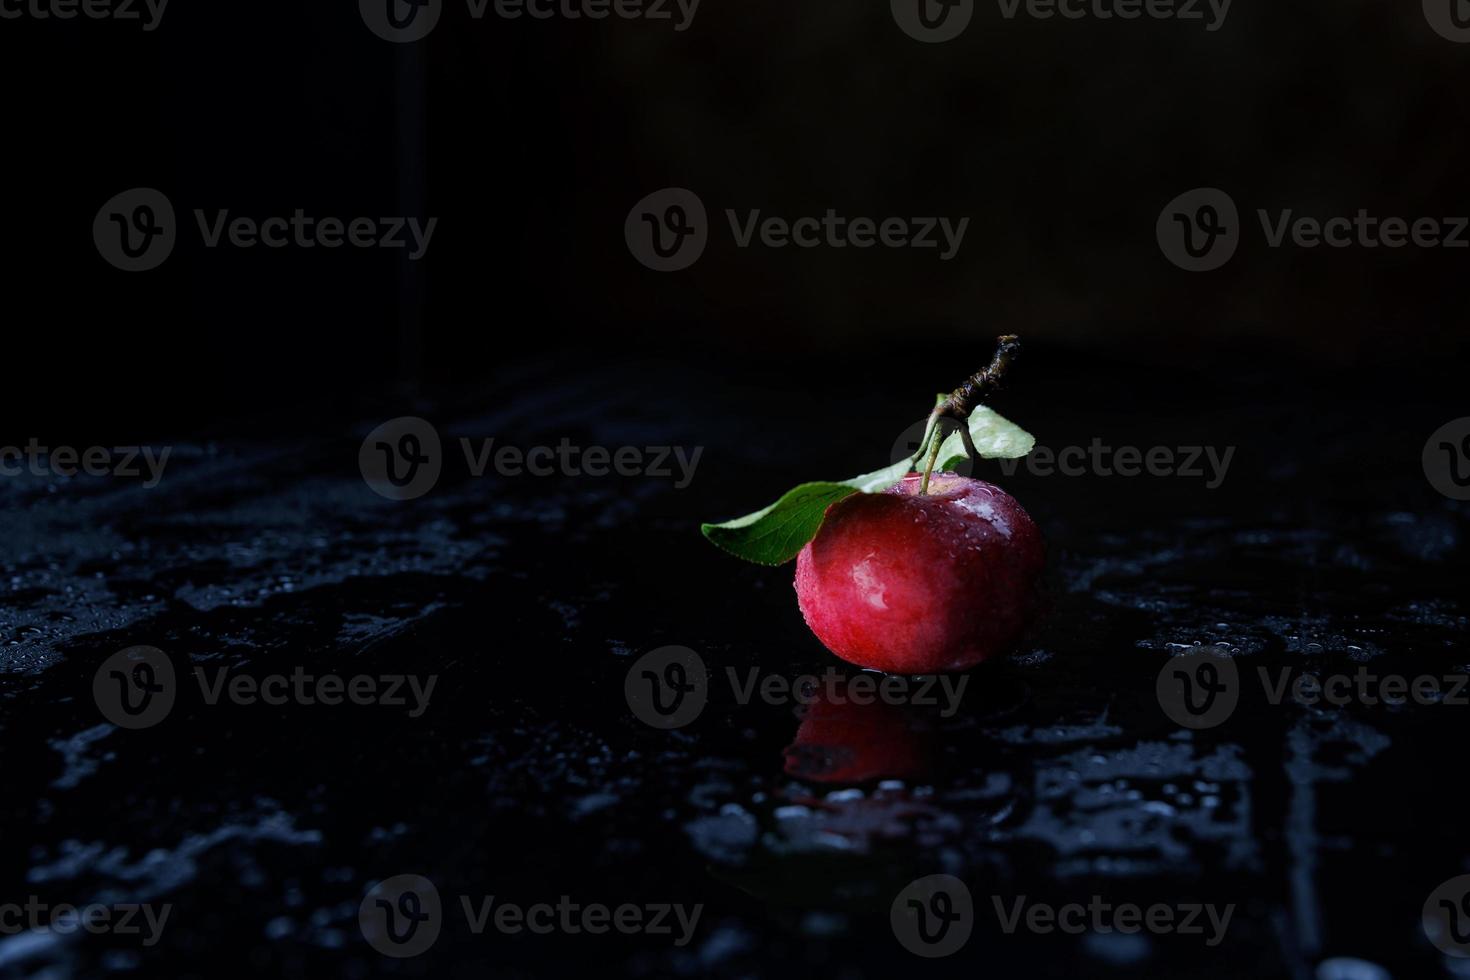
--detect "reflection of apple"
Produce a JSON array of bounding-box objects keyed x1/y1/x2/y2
[
  {"x1": 783, "y1": 693, "x2": 936, "y2": 784},
  {"x1": 795, "y1": 473, "x2": 1045, "y2": 674}
]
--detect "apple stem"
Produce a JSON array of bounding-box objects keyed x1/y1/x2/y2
[
  {"x1": 919, "y1": 417, "x2": 944, "y2": 495},
  {"x1": 919, "y1": 334, "x2": 1023, "y2": 494},
  {"x1": 939, "y1": 334, "x2": 1021, "y2": 423}
]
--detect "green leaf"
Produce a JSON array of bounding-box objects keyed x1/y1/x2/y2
[
  {"x1": 842, "y1": 457, "x2": 914, "y2": 494},
  {"x1": 700, "y1": 405, "x2": 1035, "y2": 565},
  {"x1": 701, "y1": 458, "x2": 912, "y2": 565},
  {"x1": 934, "y1": 405, "x2": 1035, "y2": 471}
]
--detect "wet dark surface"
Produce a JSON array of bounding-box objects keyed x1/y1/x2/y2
[{"x1": 1, "y1": 349, "x2": 1467, "y2": 978}]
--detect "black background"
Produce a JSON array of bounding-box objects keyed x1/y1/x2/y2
[
  {"x1": 2, "y1": 2, "x2": 1470, "y2": 979},
  {"x1": 4, "y1": 0, "x2": 1470, "y2": 433}
]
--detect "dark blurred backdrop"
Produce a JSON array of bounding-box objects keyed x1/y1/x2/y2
[{"x1": 2, "y1": 0, "x2": 1467, "y2": 437}]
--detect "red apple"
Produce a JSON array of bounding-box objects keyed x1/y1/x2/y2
[{"x1": 794, "y1": 472, "x2": 1044, "y2": 673}]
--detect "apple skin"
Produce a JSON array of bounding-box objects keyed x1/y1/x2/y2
[{"x1": 794, "y1": 472, "x2": 1044, "y2": 673}]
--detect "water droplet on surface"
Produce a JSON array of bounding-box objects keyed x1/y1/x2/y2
[{"x1": 1315, "y1": 958, "x2": 1389, "y2": 980}]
